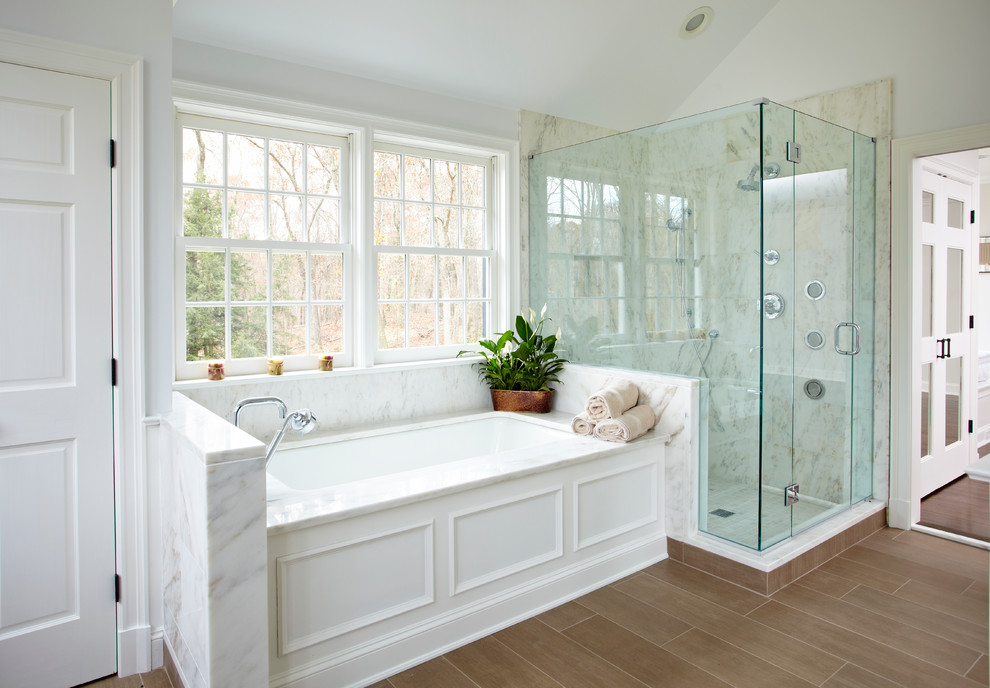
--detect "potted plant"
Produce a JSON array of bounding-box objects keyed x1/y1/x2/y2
[{"x1": 458, "y1": 306, "x2": 567, "y2": 413}]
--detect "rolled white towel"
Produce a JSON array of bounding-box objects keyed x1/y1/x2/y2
[
  {"x1": 592, "y1": 405, "x2": 656, "y2": 443},
  {"x1": 571, "y1": 412, "x2": 596, "y2": 436},
  {"x1": 585, "y1": 379, "x2": 639, "y2": 420}
]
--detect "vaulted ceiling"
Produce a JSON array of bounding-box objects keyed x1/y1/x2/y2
[{"x1": 172, "y1": 0, "x2": 780, "y2": 131}]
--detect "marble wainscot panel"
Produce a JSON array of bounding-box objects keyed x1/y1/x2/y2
[
  {"x1": 555, "y1": 364, "x2": 700, "y2": 539},
  {"x1": 177, "y1": 360, "x2": 491, "y2": 445},
  {"x1": 161, "y1": 392, "x2": 268, "y2": 688}
]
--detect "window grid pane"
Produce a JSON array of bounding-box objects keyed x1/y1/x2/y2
[
  {"x1": 374, "y1": 146, "x2": 493, "y2": 352},
  {"x1": 181, "y1": 124, "x2": 347, "y2": 366}
]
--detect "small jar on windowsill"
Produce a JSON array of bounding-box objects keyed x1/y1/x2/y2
[
  {"x1": 207, "y1": 362, "x2": 224, "y2": 381},
  {"x1": 267, "y1": 358, "x2": 284, "y2": 375},
  {"x1": 319, "y1": 354, "x2": 334, "y2": 371}
]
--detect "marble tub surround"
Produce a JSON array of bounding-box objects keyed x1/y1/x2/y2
[
  {"x1": 555, "y1": 364, "x2": 699, "y2": 541},
  {"x1": 177, "y1": 359, "x2": 490, "y2": 445},
  {"x1": 160, "y1": 393, "x2": 268, "y2": 688}
]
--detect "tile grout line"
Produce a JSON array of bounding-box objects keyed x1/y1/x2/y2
[
  {"x1": 962, "y1": 652, "x2": 985, "y2": 679},
  {"x1": 531, "y1": 617, "x2": 655, "y2": 688},
  {"x1": 487, "y1": 634, "x2": 568, "y2": 688},
  {"x1": 619, "y1": 576, "x2": 847, "y2": 684},
  {"x1": 817, "y1": 661, "x2": 849, "y2": 687},
  {"x1": 437, "y1": 656, "x2": 485, "y2": 688},
  {"x1": 764, "y1": 593, "x2": 980, "y2": 677}
]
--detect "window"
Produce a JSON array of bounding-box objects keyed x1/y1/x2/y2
[
  {"x1": 175, "y1": 104, "x2": 508, "y2": 380},
  {"x1": 177, "y1": 115, "x2": 349, "y2": 378},
  {"x1": 373, "y1": 145, "x2": 493, "y2": 361}
]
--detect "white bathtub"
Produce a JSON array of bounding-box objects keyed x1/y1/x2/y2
[
  {"x1": 265, "y1": 411, "x2": 670, "y2": 688},
  {"x1": 267, "y1": 415, "x2": 570, "y2": 491}
]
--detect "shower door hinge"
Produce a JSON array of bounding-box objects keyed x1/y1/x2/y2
[
  {"x1": 784, "y1": 483, "x2": 800, "y2": 506},
  {"x1": 969, "y1": 420, "x2": 975, "y2": 434},
  {"x1": 110, "y1": 139, "x2": 116, "y2": 168},
  {"x1": 786, "y1": 141, "x2": 802, "y2": 164},
  {"x1": 111, "y1": 358, "x2": 118, "y2": 386},
  {"x1": 971, "y1": 210, "x2": 976, "y2": 224},
  {"x1": 971, "y1": 315, "x2": 975, "y2": 329},
  {"x1": 115, "y1": 574, "x2": 121, "y2": 603}
]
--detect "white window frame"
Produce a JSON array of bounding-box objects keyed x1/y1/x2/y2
[
  {"x1": 174, "y1": 112, "x2": 355, "y2": 380},
  {"x1": 372, "y1": 140, "x2": 497, "y2": 364},
  {"x1": 172, "y1": 83, "x2": 518, "y2": 381}
]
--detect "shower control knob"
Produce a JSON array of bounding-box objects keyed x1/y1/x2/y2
[{"x1": 763, "y1": 292, "x2": 784, "y2": 319}]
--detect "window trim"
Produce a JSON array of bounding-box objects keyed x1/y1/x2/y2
[{"x1": 172, "y1": 81, "x2": 519, "y2": 381}]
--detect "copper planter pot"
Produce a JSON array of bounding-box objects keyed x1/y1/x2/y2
[{"x1": 490, "y1": 389, "x2": 553, "y2": 413}]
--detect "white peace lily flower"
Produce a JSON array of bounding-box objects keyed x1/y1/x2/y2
[
  {"x1": 528, "y1": 307, "x2": 536, "y2": 324},
  {"x1": 540, "y1": 303, "x2": 547, "y2": 319},
  {"x1": 556, "y1": 327, "x2": 562, "y2": 339}
]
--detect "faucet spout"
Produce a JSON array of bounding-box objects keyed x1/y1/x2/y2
[{"x1": 233, "y1": 396, "x2": 288, "y2": 427}]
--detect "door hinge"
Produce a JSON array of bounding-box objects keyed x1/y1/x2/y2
[
  {"x1": 969, "y1": 420, "x2": 975, "y2": 434},
  {"x1": 786, "y1": 141, "x2": 802, "y2": 164},
  {"x1": 971, "y1": 209, "x2": 976, "y2": 224},
  {"x1": 971, "y1": 315, "x2": 976, "y2": 329},
  {"x1": 111, "y1": 358, "x2": 118, "y2": 386},
  {"x1": 115, "y1": 574, "x2": 121, "y2": 603},
  {"x1": 110, "y1": 139, "x2": 116, "y2": 168}
]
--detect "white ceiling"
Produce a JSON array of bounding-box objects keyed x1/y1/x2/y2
[{"x1": 172, "y1": 0, "x2": 780, "y2": 131}]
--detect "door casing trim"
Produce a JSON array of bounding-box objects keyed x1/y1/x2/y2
[{"x1": 890, "y1": 121, "x2": 990, "y2": 528}]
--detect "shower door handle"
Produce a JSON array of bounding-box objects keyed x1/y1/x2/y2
[{"x1": 834, "y1": 322, "x2": 861, "y2": 356}]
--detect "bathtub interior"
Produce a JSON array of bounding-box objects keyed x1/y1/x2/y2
[{"x1": 267, "y1": 414, "x2": 573, "y2": 490}]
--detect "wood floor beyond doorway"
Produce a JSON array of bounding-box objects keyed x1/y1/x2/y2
[
  {"x1": 920, "y1": 475, "x2": 990, "y2": 542},
  {"x1": 378, "y1": 528, "x2": 989, "y2": 688}
]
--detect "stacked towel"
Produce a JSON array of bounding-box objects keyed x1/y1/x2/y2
[
  {"x1": 570, "y1": 378, "x2": 657, "y2": 442},
  {"x1": 571, "y1": 412, "x2": 596, "y2": 436},
  {"x1": 593, "y1": 405, "x2": 657, "y2": 443},
  {"x1": 585, "y1": 379, "x2": 639, "y2": 420}
]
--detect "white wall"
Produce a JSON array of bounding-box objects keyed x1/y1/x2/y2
[
  {"x1": 173, "y1": 40, "x2": 518, "y2": 140},
  {"x1": 670, "y1": 0, "x2": 990, "y2": 139}
]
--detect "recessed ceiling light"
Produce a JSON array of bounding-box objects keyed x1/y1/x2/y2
[{"x1": 680, "y1": 6, "x2": 714, "y2": 39}]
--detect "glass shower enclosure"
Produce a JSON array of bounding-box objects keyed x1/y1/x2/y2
[{"x1": 529, "y1": 100, "x2": 875, "y2": 550}]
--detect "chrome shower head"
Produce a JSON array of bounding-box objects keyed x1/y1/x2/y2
[{"x1": 738, "y1": 163, "x2": 781, "y2": 191}]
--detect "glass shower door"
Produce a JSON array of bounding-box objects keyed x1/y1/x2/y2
[{"x1": 789, "y1": 112, "x2": 858, "y2": 536}]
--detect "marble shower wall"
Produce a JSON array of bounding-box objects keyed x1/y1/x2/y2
[{"x1": 160, "y1": 393, "x2": 268, "y2": 688}]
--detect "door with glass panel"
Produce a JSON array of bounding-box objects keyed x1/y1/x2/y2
[{"x1": 915, "y1": 157, "x2": 978, "y2": 498}]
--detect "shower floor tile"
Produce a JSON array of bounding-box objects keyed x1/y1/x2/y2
[{"x1": 702, "y1": 477, "x2": 841, "y2": 549}]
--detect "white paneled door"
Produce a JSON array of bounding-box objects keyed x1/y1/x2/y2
[
  {"x1": 915, "y1": 157, "x2": 979, "y2": 499},
  {"x1": 0, "y1": 62, "x2": 116, "y2": 686}
]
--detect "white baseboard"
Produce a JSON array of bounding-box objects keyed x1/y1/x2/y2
[
  {"x1": 151, "y1": 629, "x2": 165, "y2": 670},
  {"x1": 273, "y1": 535, "x2": 667, "y2": 688},
  {"x1": 887, "y1": 498, "x2": 913, "y2": 530},
  {"x1": 117, "y1": 625, "x2": 151, "y2": 677}
]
